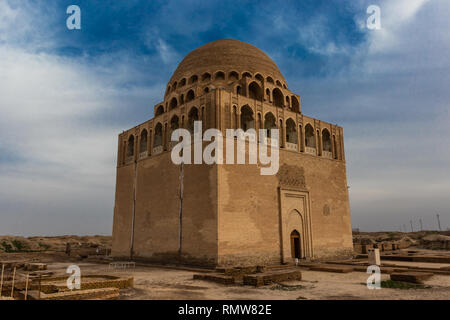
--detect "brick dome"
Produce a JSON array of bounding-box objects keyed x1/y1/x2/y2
[{"x1": 168, "y1": 39, "x2": 287, "y2": 88}]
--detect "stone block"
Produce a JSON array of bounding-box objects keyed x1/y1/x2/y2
[
  {"x1": 368, "y1": 248, "x2": 381, "y2": 266},
  {"x1": 390, "y1": 272, "x2": 434, "y2": 284},
  {"x1": 243, "y1": 270, "x2": 301, "y2": 287},
  {"x1": 308, "y1": 264, "x2": 353, "y2": 273},
  {"x1": 193, "y1": 274, "x2": 235, "y2": 285}
]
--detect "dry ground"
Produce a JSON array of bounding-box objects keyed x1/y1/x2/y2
[
  {"x1": 1, "y1": 233, "x2": 449, "y2": 300},
  {"x1": 17, "y1": 259, "x2": 448, "y2": 300}
]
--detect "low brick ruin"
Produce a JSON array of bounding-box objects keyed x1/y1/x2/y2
[
  {"x1": 390, "y1": 272, "x2": 434, "y2": 284},
  {"x1": 193, "y1": 265, "x2": 302, "y2": 287}
]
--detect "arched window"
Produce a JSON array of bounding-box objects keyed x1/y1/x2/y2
[
  {"x1": 140, "y1": 129, "x2": 148, "y2": 153},
  {"x1": 255, "y1": 73, "x2": 264, "y2": 82},
  {"x1": 291, "y1": 96, "x2": 300, "y2": 113},
  {"x1": 322, "y1": 129, "x2": 332, "y2": 152},
  {"x1": 236, "y1": 85, "x2": 242, "y2": 95},
  {"x1": 286, "y1": 119, "x2": 297, "y2": 144},
  {"x1": 154, "y1": 123, "x2": 163, "y2": 147},
  {"x1": 264, "y1": 112, "x2": 277, "y2": 138},
  {"x1": 189, "y1": 75, "x2": 198, "y2": 84},
  {"x1": 242, "y1": 72, "x2": 252, "y2": 78},
  {"x1": 186, "y1": 89, "x2": 195, "y2": 102},
  {"x1": 127, "y1": 135, "x2": 135, "y2": 157},
  {"x1": 169, "y1": 97, "x2": 178, "y2": 110},
  {"x1": 272, "y1": 88, "x2": 284, "y2": 108},
  {"x1": 214, "y1": 71, "x2": 225, "y2": 81},
  {"x1": 232, "y1": 105, "x2": 238, "y2": 129},
  {"x1": 240, "y1": 105, "x2": 254, "y2": 131},
  {"x1": 165, "y1": 85, "x2": 171, "y2": 97},
  {"x1": 228, "y1": 71, "x2": 239, "y2": 81},
  {"x1": 201, "y1": 73, "x2": 211, "y2": 82},
  {"x1": 257, "y1": 113, "x2": 262, "y2": 131},
  {"x1": 305, "y1": 124, "x2": 315, "y2": 147},
  {"x1": 172, "y1": 82, "x2": 177, "y2": 91},
  {"x1": 155, "y1": 105, "x2": 164, "y2": 117},
  {"x1": 204, "y1": 87, "x2": 209, "y2": 93},
  {"x1": 276, "y1": 80, "x2": 282, "y2": 87},
  {"x1": 266, "y1": 76, "x2": 274, "y2": 84},
  {"x1": 180, "y1": 94, "x2": 184, "y2": 105},
  {"x1": 286, "y1": 96, "x2": 290, "y2": 108},
  {"x1": 179, "y1": 78, "x2": 186, "y2": 87},
  {"x1": 188, "y1": 107, "x2": 199, "y2": 133},
  {"x1": 248, "y1": 81, "x2": 262, "y2": 100}
]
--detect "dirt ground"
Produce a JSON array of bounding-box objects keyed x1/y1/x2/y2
[
  {"x1": 100, "y1": 265, "x2": 450, "y2": 299},
  {"x1": 1, "y1": 238, "x2": 449, "y2": 300},
  {"x1": 12, "y1": 259, "x2": 446, "y2": 300}
]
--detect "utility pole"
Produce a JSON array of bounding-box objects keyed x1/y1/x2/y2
[
  {"x1": 410, "y1": 220, "x2": 414, "y2": 232},
  {"x1": 437, "y1": 214, "x2": 441, "y2": 231},
  {"x1": 419, "y1": 219, "x2": 423, "y2": 231}
]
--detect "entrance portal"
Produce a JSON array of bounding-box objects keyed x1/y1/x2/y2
[{"x1": 290, "y1": 230, "x2": 301, "y2": 259}]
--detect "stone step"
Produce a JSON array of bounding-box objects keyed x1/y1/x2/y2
[
  {"x1": 243, "y1": 269, "x2": 302, "y2": 287},
  {"x1": 193, "y1": 274, "x2": 235, "y2": 285},
  {"x1": 352, "y1": 266, "x2": 398, "y2": 274},
  {"x1": 215, "y1": 265, "x2": 266, "y2": 276},
  {"x1": 307, "y1": 264, "x2": 353, "y2": 273},
  {"x1": 390, "y1": 272, "x2": 434, "y2": 284},
  {"x1": 379, "y1": 255, "x2": 450, "y2": 263},
  {"x1": 27, "y1": 287, "x2": 119, "y2": 300}
]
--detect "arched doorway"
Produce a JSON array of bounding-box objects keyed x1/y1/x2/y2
[{"x1": 290, "y1": 230, "x2": 301, "y2": 259}]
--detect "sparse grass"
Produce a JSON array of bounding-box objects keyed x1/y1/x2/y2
[
  {"x1": 381, "y1": 280, "x2": 432, "y2": 290},
  {"x1": 1, "y1": 241, "x2": 13, "y2": 253},
  {"x1": 11, "y1": 239, "x2": 30, "y2": 251},
  {"x1": 1, "y1": 239, "x2": 38, "y2": 253},
  {"x1": 38, "y1": 242, "x2": 51, "y2": 250}
]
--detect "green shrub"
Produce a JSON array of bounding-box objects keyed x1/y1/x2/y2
[
  {"x1": 11, "y1": 239, "x2": 30, "y2": 252},
  {"x1": 1, "y1": 241, "x2": 13, "y2": 253}
]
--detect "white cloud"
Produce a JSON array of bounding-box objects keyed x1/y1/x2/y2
[
  {"x1": 0, "y1": 2, "x2": 161, "y2": 235},
  {"x1": 366, "y1": 0, "x2": 433, "y2": 53},
  {"x1": 156, "y1": 38, "x2": 180, "y2": 64}
]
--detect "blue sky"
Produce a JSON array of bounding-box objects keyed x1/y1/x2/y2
[{"x1": 0, "y1": 0, "x2": 449, "y2": 235}]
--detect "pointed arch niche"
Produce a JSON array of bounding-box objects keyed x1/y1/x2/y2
[{"x1": 278, "y1": 188, "x2": 313, "y2": 262}]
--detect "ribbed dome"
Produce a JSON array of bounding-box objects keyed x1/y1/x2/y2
[{"x1": 168, "y1": 39, "x2": 286, "y2": 86}]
